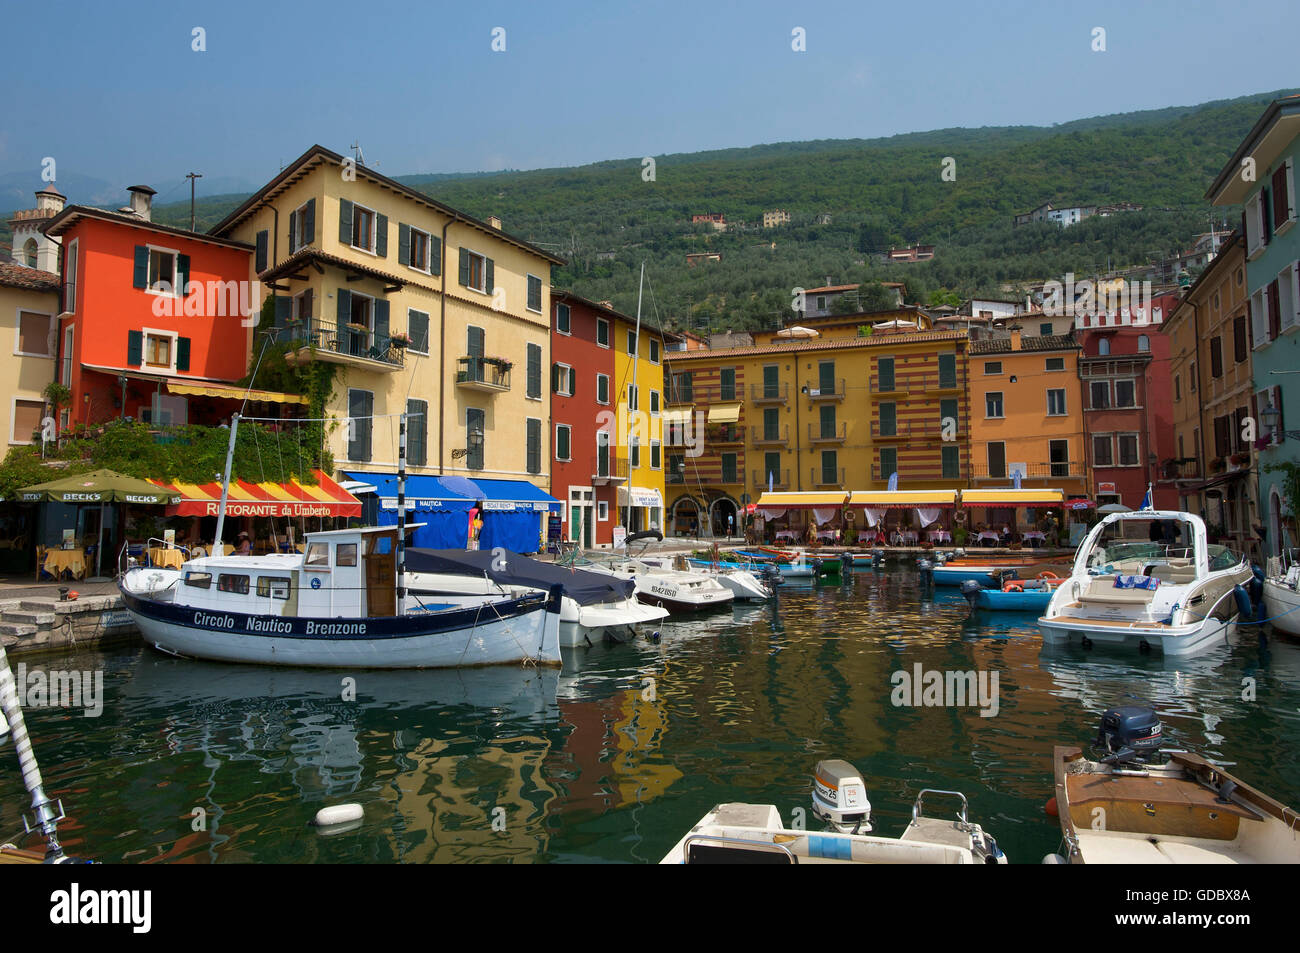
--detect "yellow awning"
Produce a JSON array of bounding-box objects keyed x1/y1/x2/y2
[
  {"x1": 661, "y1": 408, "x2": 693, "y2": 424},
  {"x1": 706, "y1": 403, "x2": 742, "y2": 424},
  {"x1": 848, "y1": 490, "x2": 958, "y2": 509},
  {"x1": 960, "y1": 488, "x2": 1065, "y2": 507},
  {"x1": 167, "y1": 381, "x2": 308, "y2": 405},
  {"x1": 755, "y1": 491, "x2": 847, "y2": 509}
]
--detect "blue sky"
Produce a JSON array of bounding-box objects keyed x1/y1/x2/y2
[{"x1": 3, "y1": 0, "x2": 1295, "y2": 196}]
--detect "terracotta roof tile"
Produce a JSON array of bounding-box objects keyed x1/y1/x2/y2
[
  {"x1": 664, "y1": 329, "x2": 969, "y2": 360},
  {"x1": 0, "y1": 261, "x2": 60, "y2": 292},
  {"x1": 970, "y1": 334, "x2": 1080, "y2": 354}
]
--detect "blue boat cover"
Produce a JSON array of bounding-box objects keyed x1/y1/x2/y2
[{"x1": 405, "y1": 549, "x2": 633, "y2": 606}]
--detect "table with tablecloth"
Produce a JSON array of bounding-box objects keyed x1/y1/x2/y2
[
  {"x1": 148, "y1": 547, "x2": 185, "y2": 570},
  {"x1": 976, "y1": 531, "x2": 1001, "y2": 546},
  {"x1": 928, "y1": 530, "x2": 952, "y2": 544},
  {"x1": 44, "y1": 548, "x2": 86, "y2": 579},
  {"x1": 774, "y1": 530, "x2": 798, "y2": 543},
  {"x1": 1022, "y1": 531, "x2": 1047, "y2": 548}
]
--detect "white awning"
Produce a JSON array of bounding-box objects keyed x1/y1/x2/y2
[{"x1": 618, "y1": 486, "x2": 664, "y2": 508}]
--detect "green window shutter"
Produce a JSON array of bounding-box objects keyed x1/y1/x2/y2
[
  {"x1": 878, "y1": 358, "x2": 894, "y2": 392},
  {"x1": 406, "y1": 399, "x2": 427, "y2": 467},
  {"x1": 429, "y1": 235, "x2": 442, "y2": 276},
  {"x1": 764, "y1": 452, "x2": 781, "y2": 481},
  {"x1": 287, "y1": 210, "x2": 298, "y2": 253},
  {"x1": 126, "y1": 330, "x2": 142, "y2": 366},
  {"x1": 467, "y1": 408, "x2": 485, "y2": 470},
  {"x1": 303, "y1": 198, "x2": 315, "y2": 245},
  {"x1": 879, "y1": 402, "x2": 896, "y2": 436},
  {"x1": 819, "y1": 361, "x2": 835, "y2": 393},
  {"x1": 557, "y1": 426, "x2": 570, "y2": 460},
  {"x1": 337, "y1": 288, "x2": 351, "y2": 327},
  {"x1": 375, "y1": 214, "x2": 388, "y2": 257},
  {"x1": 374, "y1": 299, "x2": 390, "y2": 343},
  {"x1": 942, "y1": 446, "x2": 960, "y2": 479},
  {"x1": 255, "y1": 231, "x2": 268, "y2": 272},
  {"x1": 468, "y1": 326, "x2": 484, "y2": 358},
  {"x1": 527, "y1": 419, "x2": 540, "y2": 473},
  {"x1": 938, "y1": 353, "x2": 956, "y2": 388},
  {"x1": 940, "y1": 398, "x2": 958, "y2": 432},
  {"x1": 176, "y1": 336, "x2": 191, "y2": 372},
  {"x1": 881, "y1": 447, "x2": 896, "y2": 479},
  {"x1": 458, "y1": 248, "x2": 470, "y2": 286},
  {"x1": 408, "y1": 311, "x2": 429, "y2": 352},
  {"x1": 398, "y1": 223, "x2": 410, "y2": 266},
  {"x1": 720, "y1": 367, "x2": 736, "y2": 400},
  {"x1": 764, "y1": 407, "x2": 779, "y2": 438},
  {"x1": 485, "y1": 258, "x2": 494, "y2": 294},
  {"x1": 338, "y1": 199, "x2": 353, "y2": 244},
  {"x1": 177, "y1": 254, "x2": 190, "y2": 296},
  {"x1": 133, "y1": 246, "x2": 148, "y2": 289},
  {"x1": 597, "y1": 375, "x2": 608, "y2": 403},
  {"x1": 551, "y1": 363, "x2": 560, "y2": 393},
  {"x1": 527, "y1": 343, "x2": 541, "y2": 399},
  {"x1": 820, "y1": 404, "x2": 836, "y2": 436},
  {"x1": 274, "y1": 296, "x2": 291, "y2": 329}
]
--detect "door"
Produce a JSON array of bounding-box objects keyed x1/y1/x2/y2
[{"x1": 365, "y1": 532, "x2": 396, "y2": 617}]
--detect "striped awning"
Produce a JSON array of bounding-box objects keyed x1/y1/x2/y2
[
  {"x1": 848, "y1": 490, "x2": 958, "y2": 509},
  {"x1": 960, "y1": 488, "x2": 1065, "y2": 507},
  {"x1": 166, "y1": 381, "x2": 307, "y2": 405},
  {"x1": 706, "y1": 403, "x2": 742, "y2": 424},
  {"x1": 754, "y1": 491, "x2": 847, "y2": 509},
  {"x1": 149, "y1": 469, "x2": 362, "y2": 517}
]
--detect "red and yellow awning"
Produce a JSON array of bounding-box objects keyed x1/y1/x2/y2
[{"x1": 149, "y1": 469, "x2": 361, "y2": 518}]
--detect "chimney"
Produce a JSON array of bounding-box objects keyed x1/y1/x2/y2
[
  {"x1": 1010, "y1": 327, "x2": 1022, "y2": 351},
  {"x1": 487, "y1": 215, "x2": 502, "y2": 230},
  {"x1": 127, "y1": 185, "x2": 156, "y2": 222}
]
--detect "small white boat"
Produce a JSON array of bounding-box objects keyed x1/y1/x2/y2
[
  {"x1": 120, "y1": 526, "x2": 563, "y2": 669},
  {"x1": 1048, "y1": 705, "x2": 1300, "y2": 863},
  {"x1": 1261, "y1": 550, "x2": 1300, "y2": 637},
  {"x1": 403, "y1": 548, "x2": 667, "y2": 647},
  {"x1": 578, "y1": 532, "x2": 735, "y2": 614},
  {"x1": 1039, "y1": 508, "x2": 1252, "y2": 657},
  {"x1": 661, "y1": 759, "x2": 1006, "y2": 864},
  {"x1": 640, "y1": 554, "x2": 775, "y2": 601}
]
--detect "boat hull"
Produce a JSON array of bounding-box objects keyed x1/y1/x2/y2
[
  {"x1": 1262, "y1": 577, "x2": 1300, "y2": 637},
  {"x1": 120, "y1": 585, "x2": 562, "y2": 669},
  {"x1": 969, "y1": 588, "x2": 1054, "y2": 612}
]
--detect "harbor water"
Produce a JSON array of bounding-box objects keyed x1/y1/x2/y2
[{"x1": 3, "y1": 566, "x2": 1298, "y2": 863}]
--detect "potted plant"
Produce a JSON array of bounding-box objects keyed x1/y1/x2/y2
[
  {"x1": 1231, "y1": 451, "x2": 1250, "y2": 466},
  {"x1": 953, "y1": 526, "x2": 969, "y2": 547},
  {"x1": 1210, "y1": 457, "x2": 1226, "y2": 473}
]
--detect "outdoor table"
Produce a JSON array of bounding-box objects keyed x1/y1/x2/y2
[
  {"x1": 44, "y1": 548, "x2": 86, "y2": 580},
  {"x1": 928, "y1": 530, "x2": 952, "y2": 544},
  {"x1": 149, "y1": 547, "x2": 185, "y2": 570},
  {"x1": 775, "y1": 530, "x2": 798, "y2": 542},
  {"x1": 1023, "y1": 531, "x2": 1047, "y2": 549},
  {"x1": 815, "y1": 531, "x2": 837, "y2": 543},
  {"x1": 976, "y1": 531, "x2": 1001, "y2": 547}
]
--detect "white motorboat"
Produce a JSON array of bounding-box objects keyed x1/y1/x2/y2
[
  {"x1": 575, "y1": 531, "x2": 735, "y2": 614},
  {"x1": 661, "y1": 759, "x2": 1006, "y2": 864},
  {"x1": 1047, "y1": 705, "x2": 1300, "y2": 864},
  {"x1": 1039, "y1": 508, "x2": 1252, "y2": 657},
  {"x1": 403, "y1": 548, "x2": 668, "y2": 646},
  {"x1": 120, "y1": 526, "x2": 562, "y2": 669},
  {"x1": 1261, "y1": 550, "x2": 1300, "y2": 637},
  {"x1": 640, "y1": 553, "x2": 775, "y2": 601}
]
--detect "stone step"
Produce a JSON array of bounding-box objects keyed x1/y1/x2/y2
[
  {"x1": 0, "y1": 622, "x2": 37, "y2": 638},
  {"x1": 2, "y1": 611, "x2": 57, "y2": 626},
  {"x1": 1, "y1": 634, "x2": 17, "y2": 649}
]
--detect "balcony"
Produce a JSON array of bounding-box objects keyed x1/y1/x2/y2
[
  {"x1": 284, "y1": 317, "x2": 405, "y2": 371},
  {"x1": 591, "y1": 454, "x2": 630, "y2": 485},
  {"x1": 456, "y1": 356, "x2": 512, "y2": 393},
  {"x1": 970, "y1": 462, "x2": 1086, "y2": 481},
  {"x1": 1165, "y1": 458, "x2": 1201, "y2": 482},
  {"x1": 870, "y1": 420, "x2": 947, "y2": 440},
  {"x1": 706, "y1": 425, "x2": 745, "y2": 446},
  {"x1": 718, "y1": 469, "x2": 744, "y2": 485},
  {"x1": 753, "y1": 468, "x2": 791, "y2": 490},
  {"x1": 751, "y1": 424, "x2": 789, "y2": 446},
  {"x1": 807, "y1": 422, "x2": 847, "y2": 443},
  {"x1": 872, "y1": 463, "x2": 964, "y2": 481},
  {"x1": 807, "y1": 379, "x2": 846, "y2": 401},
  {"x1": 751, "y1": 382, "x2": 789, "y2": 404},
  {"x1": 810, "y1": 467, "x2": 845, "y2": 488},
  {"x1": 872, "y1": 371, "x2": 964, "y2": 395}
]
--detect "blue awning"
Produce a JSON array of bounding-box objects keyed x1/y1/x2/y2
[
  {"x1": 472, "y1": 478, "x2": 562, "y2": 513},
  {"x1": 341, "y1": 471, "x2": 477, "y2": 512}
]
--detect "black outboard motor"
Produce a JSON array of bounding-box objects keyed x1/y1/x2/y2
[
  {"x1": 960, "y1": 579, "x2": 982, "y2": 607},
  {"x1": 1095, "y1": 705, "x2": 1163, "y2": 766},
  {"x1": 871, "y1": 549, "x2": 885, "y2": 569}
]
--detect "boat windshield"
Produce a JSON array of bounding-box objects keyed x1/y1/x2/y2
[{"x1": 1084, "y1": 517, "x2": 1198, "y2": 577}]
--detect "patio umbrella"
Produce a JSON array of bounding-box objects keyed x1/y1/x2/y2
[
  {"x1": 1097, "y1": 503, "x2": 1132, "y2": 514},
  {"x1": 16, "y1": 469, "x2": 181, "y2": 577}
]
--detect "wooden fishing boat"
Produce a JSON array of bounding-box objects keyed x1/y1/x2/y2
[
  {"x1": 1047, "y1": 706, "x2": 1300, "y2": 863},
  {"x1": 962, "y1": 574, "x2": 1064, "y2": 611}
]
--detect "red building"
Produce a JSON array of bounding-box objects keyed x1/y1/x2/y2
[
  {"x1": 1076, "y1": 292, "x2": 1179, "y2": 510},
  {"x1": 42, "y1": 186, "x2": 299, "y2": 432}
]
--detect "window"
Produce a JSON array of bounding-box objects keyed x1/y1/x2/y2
[
  {"x1": 555, "y1": 424, "x2": 571, "y2": 461},
  {"x1": 290, "y1": 201, "x2": 311, "y2": 253},
  {"x1": 673, "y1": 372, "x2": 692, "y2": 402},
  {"x1": 147, "y1": 248, "x2": 178, "y2": 293},
  {"x1": 467, "y1": 406, "x2": 488, "y2": 467},
  {"x1": 720, "y1": 368, "x2": 736, "y2": 401},
  {"x1": 1234, "y1": 316, "x2": 1247, "y2": 363},
  {"x1": 878, "y1": 402, "x2": 896, "y2": 436},
  {"x1": 348, "y1": 389, "x2": 373, "y2": 462},
  {"x1": 597, "y1": 373, "x2": 610, "y2": 404},
  {"x1": 144, "y1": 332, "x2": 173, "y2": 368},
  {"x1": 650, "y1": 440, "x2": 661, "y2": 469},
  {"x1": 408, "y1": 310, "x2": 430, "y2": 355},
  {"x1": 64, "y1": 238, "x2": 77, "y2": 313},
  {"x1": 630, "y1": 437, "x2": 641, "y2": 469},
  {"x1": 986, "y1": 442, "x2": 1006, "y2": 478},
  {"x1": 555, "y1": 303, "x2": 571, "y2": 334},
  {"x1": 1047, "y1": 388, "x2": 1067, "y2": 416},
  {"x1": 1138, "y1": 334, "x2": 1150, "y2": 353},
  {"x1": 526, "y1": 418, "x2": 541, "y2": 474},
  {"x1": 650, "y1": 390, "x2": 660, "y2": 415},
  {"x1": 940, "y1": 398, "x2": 958, "y2": 434},
  {"x1": 217, "y1": 574, "x2": 250, "y2": 594},
  {"x1": 554, "y1": 363, "x2": 575, "y2": 397},
  {"x1": 351, "y1": 205, "x2": 375, "y2": 252},
  {"x1": 16, "y1": 311, "x2": 52, "y2": 356},
  {"x1": 292, "y1": 289, "x2": 314, "y2": 325},
  {"x1": 649, "y1": 338, "x2": 660, "y2": 363},
  {"x1": 721, "y1": 452, "x2": 737, "y2": 483},
  {"x1": 1272, "y1": 159, "x2": 1296, "y2": 233},
  {"x1": 348, "y1": 293, "x2": 375, "y2": 353},
  {"x1": 818, "y1": 361, "x2": 835, "y2": 394},
  {"x1": 23, "y1": 239, "x2": 36, "y2": 269},
  {"x1": 1210, "y1": 336, "x2": 1223, "y2": 377},
  {"x1": 1114, "y1": 380, "x2": 1136, "y2": 408},
  {"x1": 305, "y1": 543, "x2": 329, "y2": 567},
  {"x1": 527, "y1": 275, "x2": 543, "y2": 313},
  {"x1": 596, "y1": 318, "x2": 609, "y2": 347},
  {"x1": 820, "y1": 404, "x2": 838, "y2": 438},
  {"x1": 1098, "y1": 338, "x2": 1110, "y2": 356},
  {"x1": 878, "y1": 447, "x2": 896, "y2": 480},
  {"x1": 764, "y1": 451, "x2": 782, "y2": 483},
  {"x1": 1045, "y1": 357, "x2": 1065, "y2": 372},
  {"x1": 941, "y1": 445, "x2": 960, "y2": 479},
  {"x1": 598, "y1": 501, "x2": 609, "y2": 521},
  {"x1": 1090, "y1": 381, "x2": 1110, "y2": 409},
  {"x1": 1092, "y1": 434, "x2": 1114, "y2": 467},
  {"x1": 762, "y1": 365, "x2": 780, "y2": 398},
  {"x1": 1175, "y1": 375, "x2": 1181, "y2": 401},
  {"x1": 983, "y1": 361, "x2": 1002, "y2": 375},
  {"x1": 627, "y1": 330, "x2": 637, "y2": 355},
  {"x1": 1117, "y1": 434, "x2": 1139, "y2": 466},
  {"x1": 626, "y1": 383, "x2": 638, "y2": 410},
  {"x1": 820, "y1": 450, "x2": 838, "y2": 485},
  {"x1": 1040, "y1": 322, "x2": 1053, "y2": 336},
  {"x1": 184, "y1": 571, "x2": 212, "y2": 589},
  {"x1": 460, "y1": 248, "x2": 489, "y2": 293},
  {"x1": 526, "y1": 343, "x2": 542, "y2": 400},
  {"x1": 938, "y1": 353, "x2": 956, "y2": 388},
  {"x1": 985, "y1": 391, "x2": 1004, "y2": 418},
  {"x1": 596, "y1": 431, "x2": 611, "y2": 476},
  {"x1": 407, "y1": 399, "x2": 428, "y2": 467},
  {"x1": 335, "y1": 543, "x2": 358, "y2": 567},
  {"x1": 877, "y1": 357, "x2": 895, "y2": 392},
  {"x1": 1049, "y1": 439, "x2": 1070, "y2": 477},
  {"x1": 61, "y1": 325, "x2": 73, "y2": 385},
  {"x1": 12, "y1": 399, "x2": 44, "y2": 444},
  {"x1": 1190, "y1": 361, "x2": 1197, "y2": 392},
  {"x1": 257, "y1": 576, "x2": 291, "y2": 599},
  {"x1": 408, "y1": 227, "x2": 430, "y2": 271}
]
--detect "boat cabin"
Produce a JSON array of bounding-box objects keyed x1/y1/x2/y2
[{"x1": 176, "y1": 526, "x2": 409, "y2": 618}]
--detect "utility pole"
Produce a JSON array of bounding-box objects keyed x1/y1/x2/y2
[{"x1": 185, "y1": 172, "x2": 202, "y2": 231}]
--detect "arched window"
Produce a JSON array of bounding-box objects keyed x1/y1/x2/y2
[
  {"x1": 1098, "y1": 337, "x2": 1110, "y2": 356},
  {"x1": 22, "y1": 239, "x2": 38, "y2": 268},
  {"x1": 1138, "y1": 335, "x2": 1150, "y2": 352}
]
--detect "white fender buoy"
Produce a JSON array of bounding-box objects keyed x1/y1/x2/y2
[{"x1": 310, "y1": 803, "x2": 363, "y2": 827}]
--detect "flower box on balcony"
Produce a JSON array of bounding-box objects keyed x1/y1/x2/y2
[
  {"x1": 388, "y1": 332, "x2": 411, "y2": 348},
  {"x1": 1230, "y1": 452, "x2": 1251, "y2": 466}
]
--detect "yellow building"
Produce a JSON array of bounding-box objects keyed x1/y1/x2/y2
[
  {"x1": 663, "y1": 313, "x2": 972, "y2": 537},
  {"x1": 212, "y1": 146, "x2": 564, "y2": 499},
  {"x1": 0, "y1": 262, "x2": 60, "y2": 447},
  {"x1": 610, "y1": 310, "x2": 667, "y2": 534}
]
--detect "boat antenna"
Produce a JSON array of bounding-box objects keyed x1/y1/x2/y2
[{"x1": 0, "y1": 643, "x2": 68, "y2": 862}]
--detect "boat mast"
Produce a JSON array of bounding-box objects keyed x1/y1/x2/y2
[
  {"x1": 626, "y1": 262, "x2": 644, "y2": 535},
  {"x1": 0, "y1": 643, "x2": 67, "y2": 861},
  {"x1": 213, "y1": 412, "x2": 240, "y2": 555},
  {"x1": 397, "y1": 410, "x2": 407, "y2": 607}
]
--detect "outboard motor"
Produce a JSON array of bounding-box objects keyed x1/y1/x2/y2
[
  {"x1": 871, "y1": 549, "x2": 885, "y2": 569},
  {"x1": 812, "y1": 759, "x2": 872, "y2": 834},
  {"x1": 1095, "y1": 705, "x2": 1163, "y2": 766},
  {"x1": 933, "y1": 551, "x2": 948, "y2": 566},
  {"x1": 960, "y1": 579, "x2": 982, "y2": 607}
]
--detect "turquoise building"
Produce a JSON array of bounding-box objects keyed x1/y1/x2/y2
[{"x1": 1207, "y1": 96, "x2": 1300, "y2": 555}]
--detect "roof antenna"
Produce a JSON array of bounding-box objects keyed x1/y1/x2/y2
[{"x1": 350, "y1": 141, "x2": 368, "y2": 168}]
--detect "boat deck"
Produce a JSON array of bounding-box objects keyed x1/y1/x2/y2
[{"x1": 1046, "y1": 609, "x2": 1170, "y2": 629}]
